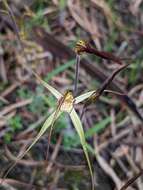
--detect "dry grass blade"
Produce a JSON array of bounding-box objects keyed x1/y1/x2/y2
[
  {"x1": 91, "y1": 0, "x2": 113, "y2": 28},
  {"x1": 67, "y1": 0, "x2": 101, "y2": 49},
  {"x1": 0, "y1": 178, "x2": 44, "y2": 189},
  {"x1": 104, "y1": 90, "x2": 143, "y2": 121},
  {"x1": 0, "y1": 82, "x2": 20, "y2": 98},
  {"x1": 0, "y1": 54, "x2": 7, "y2": 82},
  {"x1": 91, "y1": 0, "x2": 124, "y2": 29},
  {"x1": 46, "y1": 135, "x2": 62, "y2": 174},
  {"x1": 105, "y1": 89, "x2": 143, "y2": 122},
  {"x1": 130, "y1": 0, "x2": 143, "y2": 15},
  {"x1": 94, "y1": 139, "x2": 122, "y2": 190},
  {"x1": 0, "y1": 99, "x2": 32, "y2": 117}
]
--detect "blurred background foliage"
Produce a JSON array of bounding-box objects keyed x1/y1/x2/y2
[{"x1": 0, "y1": 0, "x2": 143, "y2": 189}]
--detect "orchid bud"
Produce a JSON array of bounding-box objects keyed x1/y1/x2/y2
[{"x1": 74, "y1": 40, "x2": 88, "y2": 54}]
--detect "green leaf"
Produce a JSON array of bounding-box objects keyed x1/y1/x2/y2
[
  {"x1": 59, "y1": 0, "x2": 67, "y2": 10},
  {"x1": 70, "y1": 108, "x2": 94, "y2": 190},
  {"x1": 45, "y1": 59, "x2": 75, "y2": 82},
  {"x1": 85, "y1": 117, "x2": 111, "y2": 138},
  {"x1": 4, "y1": 132, "x2": 12, "y2": 144},
  {"x1": 9, "y1": 115, "x2": 22, "y2": 131},
  {"x1": 74, "y1": 90, "x2": 95, "y2": 104}
]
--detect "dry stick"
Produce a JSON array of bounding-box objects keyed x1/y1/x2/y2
[
  {"x1": 0, "y1": 96, "x2": 8, "y2": 104},
  {"x1": 0, "y1": 82, "x2": 20, "y2": 98},
  {"x1": 94, "y1": 138, "x2": 122, "y2": 189},
  {"x1": 105, "y1": 89, "x2": 143, "y2": 122},
  {"x1": 96, "y1": 129, "x2": 130, "y2": 154},
  {"x1": 104, "y1": 89, "x2": 138, "y2": 109},
  {"x1": 0, "y1": 178, "x2": 45, "y2": 189},
  {"x1": 81, "y1": 64, "x2": 129, "y2": 119},
  {"x1": 5, "y1": 145, "x2": 45, "y2": 167},
  {"x1": 120, "y1": 169, "x2": 143, "y2": 190},
  {"x1": 74, "y1": 54, "x2": 80, "y2": 96},
  {"x1": 46, "y1": 134, "x2": 62, "y2": 174},
  {"x1": 0, "y1": 99, "x2": 32, "y2": 117},
  {"x1": 0, "y1": 146, "x2": 43, "y2": 189},
  {"x1": 0, "y1": 54, "x2": 7, "y2": 82},
  {"x1": 5, "y1": 144, "x2": 84, "y2": 170}
]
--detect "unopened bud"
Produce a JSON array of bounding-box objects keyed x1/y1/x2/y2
[{"x1": 74, "y1": 40, "x2": 88, "y2": 54}]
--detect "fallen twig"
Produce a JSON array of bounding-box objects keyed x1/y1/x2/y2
[
  {"x1": 0, "y1": 99, "x2": 32, "y2": 117},
  {"x1": 120, "y1": 169, "x2": 143, "y2": 190}
]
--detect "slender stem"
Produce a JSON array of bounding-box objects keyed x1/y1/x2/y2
[
  {"x1": 74, "y1": 54, "x2": 80, "y2": 96},
  {"x1": 80, "y1": 104, "x2": 86, "y2": 121}
]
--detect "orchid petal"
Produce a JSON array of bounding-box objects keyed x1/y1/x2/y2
[
  {"x1": 74, "y1": 90, "x2": 95, "y2": 104},
  {"x1": 33, "y1": 72, "x2": 62, "y2": 100}
]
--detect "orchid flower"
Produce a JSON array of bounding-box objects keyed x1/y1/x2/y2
[{"x1": 2, "y1": 72, "x2": 96, "y2": 190}]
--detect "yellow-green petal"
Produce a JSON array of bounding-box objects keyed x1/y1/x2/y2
[
  {"x1": 74, "y1": 90, "x2": 95, "y2": 104},
  {"x1": 33, "y1": 72, "x2": 62, "y2": 100}
]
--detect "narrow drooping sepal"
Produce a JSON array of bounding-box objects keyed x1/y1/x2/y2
[
  {"x1": 74, "y1": 90, "x2": 96, "y2": 104},
  {"x1": 70, "y1": 108, "x2": 94, "y2": 190}
]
